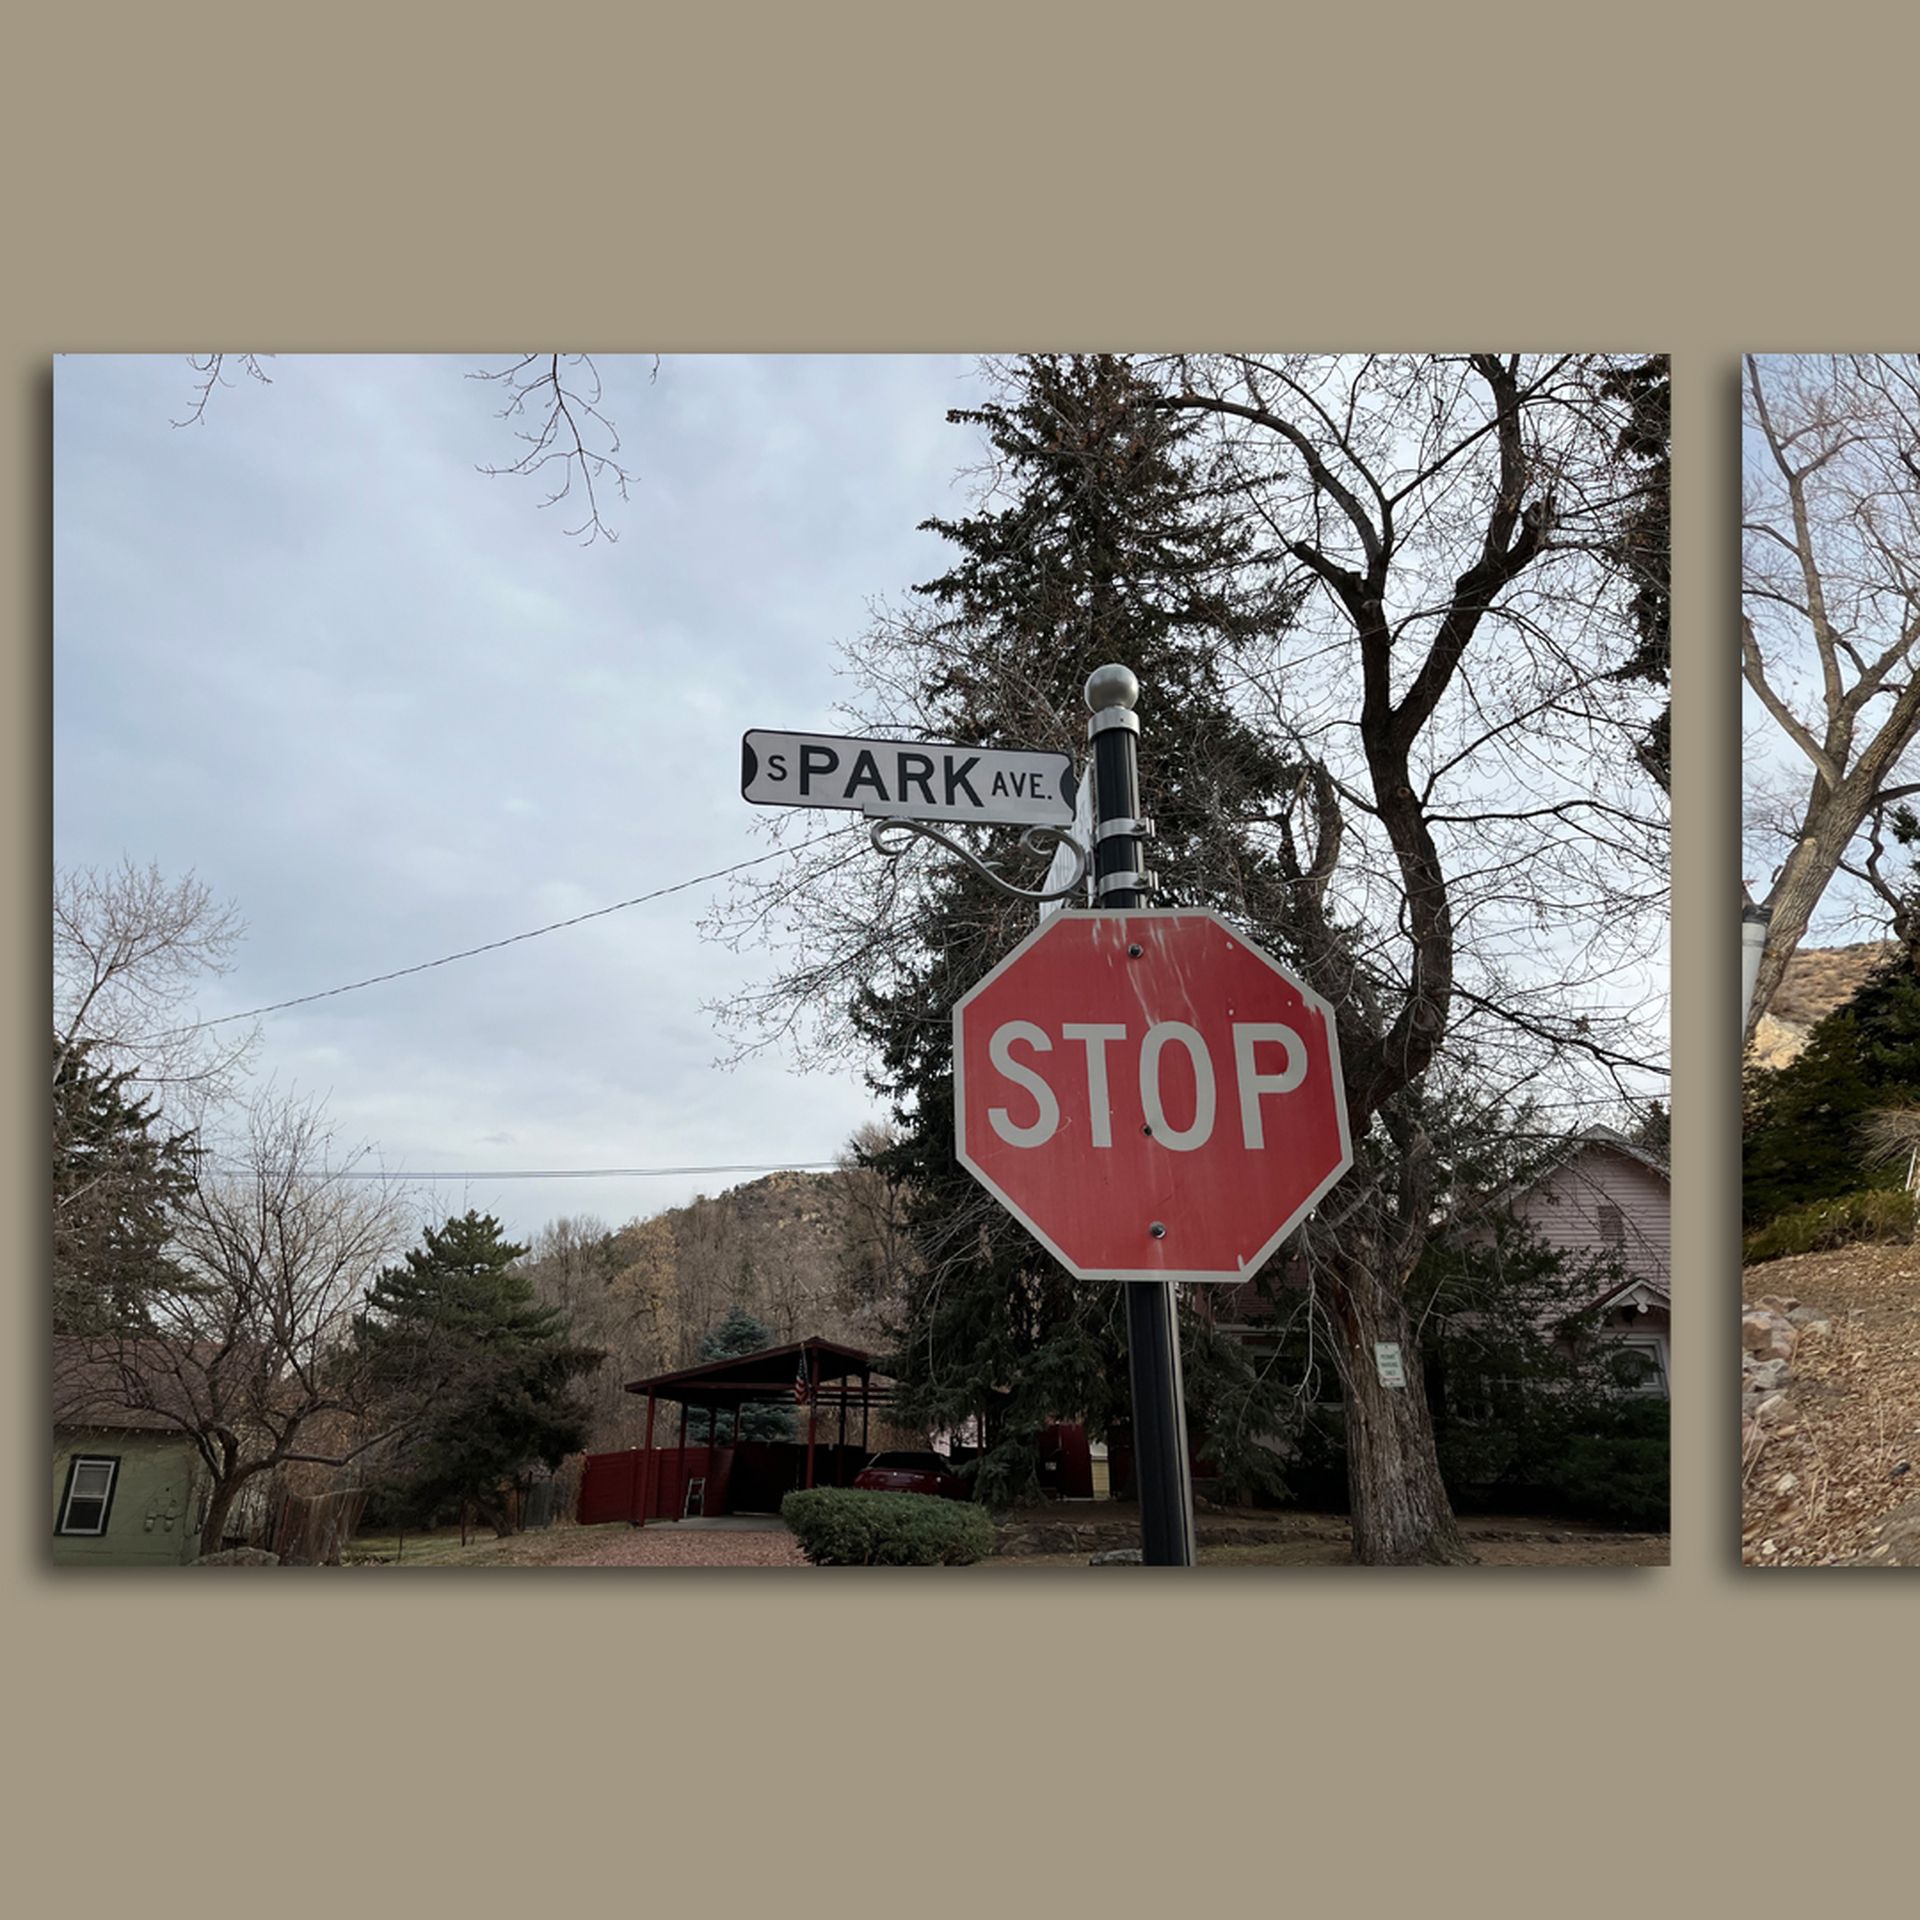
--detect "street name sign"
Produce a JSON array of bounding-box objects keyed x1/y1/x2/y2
[
  {"x1": 741, "y1": 728, "x2": 1075, "y2": 828},
  {"x1": 953, "y1": 909, "x2": 1352, "y2": 1281}
]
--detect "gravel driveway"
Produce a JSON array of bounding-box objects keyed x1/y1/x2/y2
[{"x1": 550, "y1": 1522, "x2": 808, "y2": 1567}]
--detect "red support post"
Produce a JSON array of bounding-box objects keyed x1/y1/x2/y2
[
  {"x1": 639, "y1": 1392, "x2": 657, "y2": 1527},
  {"x1": 805, "y1": 1350, "x2": 820, "y2": 1489}
]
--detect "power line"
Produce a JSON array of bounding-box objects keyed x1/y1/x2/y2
[{"x1": 167, "y1": 828, "x2": 855, "y2": 1035}]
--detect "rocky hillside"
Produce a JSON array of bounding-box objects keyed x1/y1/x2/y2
[
  {"x1": 1749, "y1": 942, "x2": 1893, "y2": 1069},
  {"x1": 520, "y1": 1164, "x2": 912, "y2": 1455},
  {"x1": 1741, "y1": 1246, "x2": 1920, "y2": 1565}
]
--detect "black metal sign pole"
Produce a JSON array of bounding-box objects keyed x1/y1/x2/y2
[{"x1": 1084, "y1": 665, "x2": 1196, "y2": 1567}]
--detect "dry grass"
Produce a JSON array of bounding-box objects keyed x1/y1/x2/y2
[
  {"x1": 1743, "y1": 1246, "x2": 1920, "y2": 1565},
  {"x1": 343, "y1": 1523, "x2": 634, "y2": 1567},
  {"x1": 343, "y1": 1521, "x2": 810, "y2": 1567}
]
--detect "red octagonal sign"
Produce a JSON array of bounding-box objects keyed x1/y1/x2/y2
[{"x1": 954, "y1": 910, "x2": 1352, "y2": 1282}]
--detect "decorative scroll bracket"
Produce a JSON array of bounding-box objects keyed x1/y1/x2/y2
[{"x1": 867, "y1": 816, "x2": 1091, "y2": 904}]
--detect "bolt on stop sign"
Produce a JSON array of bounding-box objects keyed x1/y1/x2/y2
[{"x1": 954, "y1": 910, "x2": 1352, "y2": 1282}]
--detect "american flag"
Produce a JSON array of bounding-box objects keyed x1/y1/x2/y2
[{"x1": 793, "y1": 1348, "x2": 811, "y2": 1405}]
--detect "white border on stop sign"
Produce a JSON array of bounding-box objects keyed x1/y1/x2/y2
[{"x1": 952, "y1": 908, "x2": 1355, "y2": 1283}]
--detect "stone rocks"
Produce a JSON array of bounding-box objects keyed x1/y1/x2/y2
[
  {"x1": 1742, "y1": 1300, "x2": 1812, "y2": 1487},
  {"x1": 1845, "y1": 1495, "x2": 1920, "y2": 1566},
  {"x1": 1089, "y1": 1548, "x2": 1144, "y2": 1566},
  {"x1": 1742, "y1": 1302, "x2": 1802, "y2": 1395},
  {"x1": 196, "y1": 1547, "x2": 281, "y2": 1566}
]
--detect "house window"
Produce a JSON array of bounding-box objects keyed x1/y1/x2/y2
[
  {"x1": 1597, "y1": 1202, "x2": 1626, "y2": 1244},
  {"x1": 57, "y1": 1455, "x2": 120, "y2": 1536},
  {"x1": 1614, "y1": 1339, "x2": 1667, "y2": 1396}
]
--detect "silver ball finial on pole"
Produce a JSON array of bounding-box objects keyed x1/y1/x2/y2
[{"x1": 1085, "y1": 663, "x2": 1140, "y2": 713}]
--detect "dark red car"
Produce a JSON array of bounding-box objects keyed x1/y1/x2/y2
[{"x1": 852, "y1": 1450, "x2": 970, "y2": 1501}]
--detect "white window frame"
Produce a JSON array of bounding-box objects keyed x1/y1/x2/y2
[
  {"x1": 1615, "y1": 1336, "x2": 1668, "y2": 1397},
  {"x1": 58, "y1": 1455, "x2": 121, "y2": 1536}
]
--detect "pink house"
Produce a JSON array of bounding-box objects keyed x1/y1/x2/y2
[
  {"x1": 1204, "y1": 1123, "x2": 1672, "y2": 1397},
  {"x1": 1502, "y1": 1126, "x2": 1671, "y2": 1397}
]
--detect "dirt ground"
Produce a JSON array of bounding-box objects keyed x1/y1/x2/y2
[
  {"x1": 1743, "y1": 1245, "x2": 1920, "y2": 1566},
  {"x1": 979, "y1": 1510, "x2": 1666, "y2": 1568},
  {"x1": 345, "y1": 1511, "x2": 1661, "y2": 1568}
]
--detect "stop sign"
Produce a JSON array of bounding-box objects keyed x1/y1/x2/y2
[{"x1": 953, "y1": 910, "x2": 1352, "y2": 1281}]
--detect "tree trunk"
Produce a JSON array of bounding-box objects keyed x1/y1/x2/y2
[
  {"x1": 1748, "y1": 807, "x2": 1874, "y2": 1045},
  {"x1": 473, "y1": 1489, "x2": 515, "y2": 1538},
  {"x1": 197, "y1": 1476, "x2": 245, "y2": 1559},
  {"x1": 1329, "y1": 1278, "x2": 1473, "y2": 1566}
]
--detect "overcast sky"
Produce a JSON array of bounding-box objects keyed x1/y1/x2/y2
[{"x1": 55, "y1": 354, "x2": 994, "y2": 1241}]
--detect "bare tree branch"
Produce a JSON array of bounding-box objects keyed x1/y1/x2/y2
[{"x1": 469, "y1": 353, "x2": 640, "y2": 545}]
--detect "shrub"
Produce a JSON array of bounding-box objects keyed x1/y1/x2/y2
[
  {"x1": 1537, "y1": 1399, "x2": 1669, "y2": 1530},
  {"x1": 1743, "y1": 1188, "x2": 1917, "y2": 1265},
  {"x1": 781, "y1": 1487, "x2": 996, "y2": 1566}
]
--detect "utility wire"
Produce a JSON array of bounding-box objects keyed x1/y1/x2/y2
[{"x1": 166, "y1": 828, "x2": 855, "y2": 1035}]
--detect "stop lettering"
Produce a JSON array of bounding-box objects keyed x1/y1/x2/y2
[{"x1": 953, "y1": 910, "x2": 1352, "y2": 1281}]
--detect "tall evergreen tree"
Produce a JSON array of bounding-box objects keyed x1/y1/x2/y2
[
  {"x1": 856, "y1": 354, "x2": 1306, "y2": 1504},
  {"x1": 1597, "y1": 356, "x2": 1671, "y2": 791},
  {"x1": 357, "y1": 1211, "x2": 602, "y2": 1534},
  {"x1": 52, "y1": 1034, "x2": 197, "y2": 1334}
]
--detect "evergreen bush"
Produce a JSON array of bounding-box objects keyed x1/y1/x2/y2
[
  {"x1": 781, "y1": 1488, "x2": 995, "y2": 1566},
  {"x1": 1537, "y1": 1399, "x2": 1669, "y2": 1530},
  {"x1": 1742, "y1": 1188, "x2": 1918, "y2": 1264},
  {"x1": 1744, "y1": 957, "x2": 1920, "y2": 1227}
]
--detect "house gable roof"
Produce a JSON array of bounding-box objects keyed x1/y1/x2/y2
[{"x1": 1494, "y1": 1125, "x2": 1669, "y2": 1211}]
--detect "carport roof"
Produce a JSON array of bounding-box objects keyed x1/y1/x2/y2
[{"x1": 623, "y1": 1336, "x2": 892, "y2": 1405}]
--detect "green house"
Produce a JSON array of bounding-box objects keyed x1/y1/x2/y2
[{"x1": 53, "y1": 1338, "x2": 213, "y2": 1566}]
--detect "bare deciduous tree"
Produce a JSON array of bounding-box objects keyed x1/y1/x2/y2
[
  {"x1": 1152, "y1": 353, "x2": 1666, "y2": 1562},
  {"x1": 54, "y1": 857, "x2": 253, "y2": 1101},
  {"x1": 518, "y1": 1213, "x2": 680, "y2": 1449},
  {"x1": 1742, "y1": 353, "x2": 1920, "y2": 1037},
  {"x1": 833, "y1": 1122, "x2": 920, "y2": 1317},
  {"x1": 55, "y1": 1091, "x2": 416, "y2": 1556}
]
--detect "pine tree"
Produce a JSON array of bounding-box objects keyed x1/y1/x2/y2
[
  {"x1": 52, "y1": 1034, "x2": 197, "y2": 1334},
  {"x1": 856, "y1": 354, "x2": 1306, "y2": 1504},
  {"x1": 1744, "y1": 956, "x2": 1920, "y2": 1226},
  {"x1": 686, "y1": 1305, "x2": 796, "y2": 1443},
  {"x1": 1596, "y1": 356, "x2": 1671, "y2": 791},
  {"x1": 358, "y1": 1211, "x2": 602, "y2": 1534}
]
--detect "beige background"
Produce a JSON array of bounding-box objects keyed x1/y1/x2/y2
[{"x1": 5, "y1": 6, "x2": 1914, "y2": 1916}]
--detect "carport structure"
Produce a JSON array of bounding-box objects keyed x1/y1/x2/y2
[{"x1": 587, "y1": 1338, "x2": 894, "y2": 1527}]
